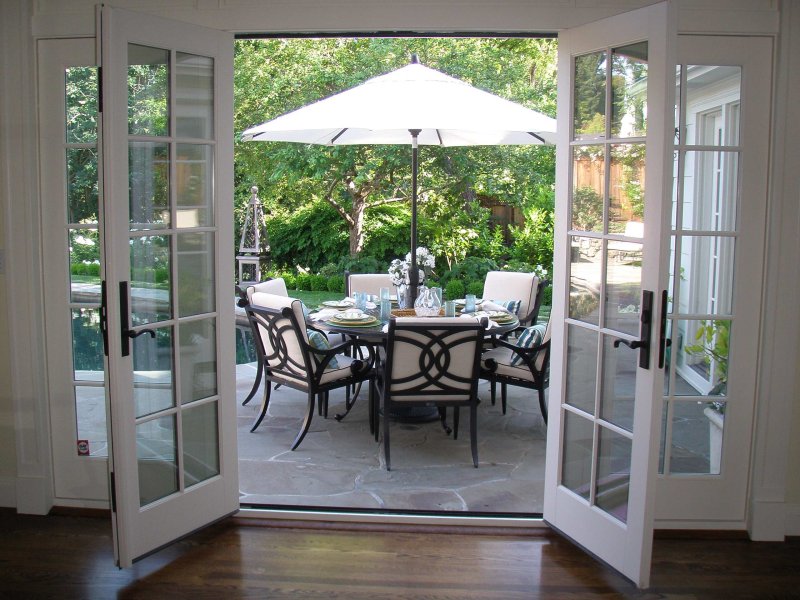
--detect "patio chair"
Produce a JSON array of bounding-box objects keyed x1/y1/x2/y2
[
  {"x1": 480, "y1": 318, "x2": 552, "y2": 424},
  {"x1": 345, "y1": 271, "x2": 393, "y2": 298},
  {"x1": 378, "y1": 317, "x2": 485, "y2": 470},
  {"x1": 481, "y1": 271, "x2": 549, "y2": 327},
  {"x1": 246, "y1": 291, "x2": 376, "y2": 450},
  {"x1": 236, "y1": 277, "x2": 290, "y2": 406}
]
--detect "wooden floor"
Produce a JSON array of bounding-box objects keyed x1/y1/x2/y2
[{"x1": 1, "y1": 509, "x2": 798, "y2": 599}]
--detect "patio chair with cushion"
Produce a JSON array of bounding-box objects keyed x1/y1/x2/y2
[
  {"x1": 345, "y1": 272, "x2": 394, "y2": 298},
  {"x1": 246, "y1": 291, "x2": 376, "y2": 450},
  {"x1": 480, "y1": 318, "x2": 551, "y2": 424},
  {"x1": 236, "y1": 277, "x2": 290, "y2": 406},
  {"x1": 378, "y1": 317, "x2": 485, "y2": 470},
  {"x1": 481, "y1": 271, "x2": 549, "y2": 327}
]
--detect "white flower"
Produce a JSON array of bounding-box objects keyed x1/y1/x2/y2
[{"x1": 389, "y1": 247, "x2": 434, "y2": 285}]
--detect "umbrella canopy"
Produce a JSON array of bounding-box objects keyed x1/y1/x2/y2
[{"x1": 242, "y1": 56, "x2": 556, "y2": 300}]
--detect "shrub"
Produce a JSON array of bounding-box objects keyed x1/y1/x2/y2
[
  {"x1": 338, "y1": 255, "x2": 382, "y2": 274},
  {"x1": 466, "y1": 280, "x2": 484, "y2": 297},
  {"x1": 154, "y1": 267, "x2": 168, "y2": 283},
  {"x1": 281, "y1": 272, "x2": 296, "y2": 290},
  {"x1": 295, "y1": 272, "x2": 313, "y2": 291},
  {"x1": 318, "y1": 263, "x2": 342, "y2": 277},
  {"x1": 444, "y1": 279, "x2": 465, "y2": 301},
  {"x1": 310, "y1": 274, "x2": 328, "y2": 291},
  {"x1": 327, "y1": 275, "x2": 345, "y2": 293},
  {"x1": 442, "y1": 256, "x2": 498, "y2": 287}
]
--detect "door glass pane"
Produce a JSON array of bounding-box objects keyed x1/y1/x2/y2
[
  {"x1": 134, "y1": 327, "x2": 174, "y2": 418},
  {"x1": 72, "y1": 308, "x2": 104, "y2": 379},
  {"x1": 571, "y1": 145, "x2": 604, "y2": 232},
  {"x1": 66, "y1": 66, "x2": 98, "y2": 143},
  {"x1": 75, "y1": 385, "x2": 108, "y2": 457},
  {"x1": 128, "y1": 44, "x2": 169, "y2": 137},
  {"x1": 177, "y1": 232, "x2": 215, "y2": 317},
  {"x1": 676, "y1": 236, "x2": 735, "y2": 315},
  {"x1": 681, "y1": 151, "x2": 739, "y2": 232},
  {"x1": 175, "y1": 53, "x2": 214, "y2": 139},
  {"x1": 562, "y1": 410, "x2": 594, "y2": 500},
  {"x1": 67, "y1": 147, "x2": 99, "y2": 223},
  {"x1": 609, "y1": 143, "x2": 645, "y2": 234},
  {"x1": 183, "y1": 401, "x2": 219, "y2": 487},
  {"x1": 565, "y1": 324, "x2": 598, "y2": 415},
  {"x1": 601, "y1": 334, "x2": 637, "y2": 432},
  {"x1": 684, "y1": 66, "x2": 741, "y2": 146},
  {"x1": 574, "y1": 51, "x2": 606, "y2": 140},
  {"x1": 137, "y1": 414, "x2": 178, "y2": 506},
  {"x1": 69, "y1": 229, "x2": 101, "y2": 301},
  {"x1": 668, "y1": 399, "x2": 725, "y2": 475},
  {"x1": 180, "y1": 318, "x2": 217, "y2": 404},
  {"x1": 176, "y1": 144, "x2": 213, "y2": 228},
  {"x1": 129, "y1": 142, "x2": 170, "y2": 228},
  {"x1": 605, "y1": 246, "x2": 642, "y2": 336},
  {"x1": 595, "y1": 426, "x2": 631, "y2": 523},
  {"x1": 569, "y1": 236, "x2": 601, "y2": 324},
  {"x1": 130, "y1": 235, "x2": 171, "y2": 324},
  {"x1": 611, "y1": 42, "x2": 648, "y2": 138},
  {"x1": 672, "y1": 319, "x2": 730, "y2": 397}
]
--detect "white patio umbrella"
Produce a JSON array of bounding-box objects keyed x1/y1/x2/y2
[{"x1": 242, "y1": 55, "x2": 556, "y2": 300}]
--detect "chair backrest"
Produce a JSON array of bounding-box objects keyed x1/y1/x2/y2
[
  {"x1": 534, "y1": 317, "x2": 553, "y2": 373},
  {"x1": 247, "y1": 291, "x2": 312, "y2": 388},
  {"x1": 482, "y1": 271, "x2": 542, "y2": 325},
  {"x1": 384, "y1": 317, "x2": 483, "y2": 403},
  {"x1": 246, "y1": 277, "x2": 288, "y2": 304},
  {"x1": 346, "y1": 273, "x2": 393, "y2": 298}
]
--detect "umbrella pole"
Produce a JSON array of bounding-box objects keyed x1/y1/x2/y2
[{"x1": 409, "y1": 129, "x2": 421, "y2": 306}]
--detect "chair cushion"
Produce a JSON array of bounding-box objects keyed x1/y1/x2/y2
[
  {"x1": 482, "y1": 271, "x2": 539, "y2": 323},
  {"x1": 319, "y1": 354, "x2": 370, "y2": 385},
  {"x1": 307, "y1": 329, "x2": 339, "y2": 369},
  {"x1": 481, "y1": 348, "x2": 535, "y2": 381},
  {"x1": 490, "y1": 299, "x2": 522, "y2": 315},
  {"x1": 511, "y1": 323, "x2": 548, "y2": 366}
]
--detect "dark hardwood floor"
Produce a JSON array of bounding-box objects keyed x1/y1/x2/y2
[{"x1": 1, "y1": 509, "x2": 798, "y2": 599}]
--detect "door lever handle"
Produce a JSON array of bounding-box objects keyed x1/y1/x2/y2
[
  {"x1": 612, "y1": 290, "x2": 654, "y2": 369},
  {"x1": 614, "y1": 338, "x2": 645, "y2": 350},
  {"x1": 126, "y1": 328, "x2": 156, "y2": 339},
  {"x1": 119, "y1": 281, "x2": 156, "y2": 356}
]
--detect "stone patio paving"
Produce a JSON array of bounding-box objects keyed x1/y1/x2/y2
[{"x1": 236, "y1": 363, "x2": 548, "y2": 513}]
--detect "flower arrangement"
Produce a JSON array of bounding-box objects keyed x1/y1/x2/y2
[{"x1": 388, "y1": 247, "x2": 435, "y2": 286}]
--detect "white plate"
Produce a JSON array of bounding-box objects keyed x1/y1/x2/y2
[{"x1": 322, "y1": 300, "x2": 354, "y2": 309}]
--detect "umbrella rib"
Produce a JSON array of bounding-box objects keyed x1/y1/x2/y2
[
  {"x1": 527, "y1": 131, "x2": 547, "y2": 143},
  {"x1": 330, "y1": 128, "x2": 348, "y2": 144},
  {"x1": 436, "y1": 129, "x2": 443, "y2": 145}
]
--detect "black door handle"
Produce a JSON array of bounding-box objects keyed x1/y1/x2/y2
[
  {"x1": 612, "y1": 290, "x2": 653, "y2": 369},
  {"x1": 127, "y1": 328, "x2": 156, "y2": 340},
  {"x1": 119, "y1": 281, "x2": 156, "y2": 357}
]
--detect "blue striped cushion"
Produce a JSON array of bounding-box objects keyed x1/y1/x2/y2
[
  {"x1": 307, "y1": 329, "x2": 339, "y2": 369},
  {"x1": 492, "y1": 299, "x2": 522, "y2": 315},
  {"x1": 511, "y1": 324, "x2": 547, "y2": 366}
]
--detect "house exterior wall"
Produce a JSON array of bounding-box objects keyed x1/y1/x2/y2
[{"x1": 1, "y1": 0, "x2": 796, "y2": 534}]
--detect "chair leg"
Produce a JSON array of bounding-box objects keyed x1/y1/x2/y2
[
  {"x1": 383, "y1": 399, "x2": 391, "y2": 470},
  {"x1": 501, "y1": 383, "x2": 508, "y2": 415},
  {"x1": 250, "y1": 377, "x2": 272, "y2": 432},
  {"x1": 290, "y1": 391, "x2": 316, "y2": 451},
  {"x1": 317, "y1": 393, "x2": 323, "y2": 416},
  {"x1": 453, "y1": 407, "x2": 460, "y2": 440},
  {"x1": 241, "y1": 359, "x2": 264, "y2": 406},
  {"x1": 490, "y1": 381, "x2": 496, "y2": 406},
  {"x1": 323, "y1": 392, "x2": 329, "y2": 419},
  {"x1": 470, "y1": 402, "x2": 478, "y2": 468},
  {"x1": 538, "y1": 385, "x2": 548, "y2": 424},
  {"x1": 438, "y1": 407, "x2": 452, "y2": 436}
]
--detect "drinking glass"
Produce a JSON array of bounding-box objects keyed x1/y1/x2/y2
[
  {"x1": 380, "y1": 299, "x2": 392, "y2": 320},
  {"x1": 445, "y1": 300, "x2": 457, "y2": 317},
  {"x1": 380, "y1": 287, "x2": 390, "y2": 300},
  {"x1": 465, "y1": 294, "x2": 476, "y2": 312},
  {"x1": 355, "y1": 292, "x2": 367, "y2": 310}
]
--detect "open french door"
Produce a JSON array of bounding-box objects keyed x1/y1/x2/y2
[
  {"x1": 544, "y1": 2, "x2": 674, "y2": 588},
  {"x1": 100, "y1": 7, "x2": 238, "y2": 566}
]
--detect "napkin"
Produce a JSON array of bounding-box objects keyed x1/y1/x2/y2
[
  {"x1": 309, "y1": 308, "x2": 340, "y2": 321},
  {"x1": 459, "y1": 313, "x2": 498, "y2": 329},
  {"x1": 344, "y1": 297, "x2": 377, "y2": 309},
  {"x1": 480, "y1": 300, "x2": 508, "y2": 313}
]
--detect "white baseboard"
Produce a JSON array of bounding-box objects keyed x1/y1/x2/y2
[
  {"x1": 785, "y1": 503, "x2": 800, "y2": 536},
  {"x1": 0, "y1": 476, "x2": 15, "y2": 508}
]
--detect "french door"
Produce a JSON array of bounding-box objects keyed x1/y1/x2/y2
[
  {"x1": 544, "y1": 3, "x2": 674, "y2": 587},
  {"x1": 101, "y1": 7, "x2": 238, "y2": 566}
]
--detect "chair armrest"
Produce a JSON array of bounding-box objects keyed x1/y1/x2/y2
[{"x1": 482, "y1": 336, "x2": 551, "y2": 375}]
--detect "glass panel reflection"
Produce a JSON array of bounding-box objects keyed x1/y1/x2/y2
[
  {"x1": 562, "y1": 410, "x2": 594, "y2": 500},
  {"x1": 672, "y1": 319, "x2": 730, "y2": 397},
  {"x1": 71, "y1": 308, "x2": 104, "y2": 378},
  {"x1": 66, "y1": 66, "x2": 98, "y2": 144},
  {"x1": 133, "y1": 326, "x2": 174, "y2": 418},
  {"x1": 75, "y1": 385, "x2": 107, "y2": 457},
  {"x1": 569, "y1": 236, "x2": 601, "y2": 325},
  {"x1": 128, "y1": 44, "x2": 169, "y2": 137},
  {"x1": 601, "y1": 334, "x2": 636, "y2": 432},
  {"x1": 180, "y1": 318, "x2": 217, "y2": 404},
  {"x1": 130, "y1": 235, "x2": 171, "y2": 324},
  {"x1": 605, "y1": 245, "x2": 642, "y2": 336},
  {"x1": 675, "y1": 236, "x2": 735, "y2": 315},
  {"x1": 611, "y1": 42, "x2": 648, "y2": 138},
  {"x1": 669, "y1": 399, "x2": 725, "y2": 475},
  {"x1": 177, "y1": 232, "x2": 215, "y2": 317},
  {"x1": 684, "y1": 65, "x2": 741, "y2": 146},
  {"x1": 574, "y1": 52, "x2": 606, "y2": 140},
  {"x1": 596, "y1": 426, "x2": 631, "y2": 523},
  {"x1": 67, "y1": 147, "x2": 99, "y2": 223},
  {"x1": 565, "y1": 324, "x2": 598, "y2": 415},
  {"x1": 183, "y1": 401, "x2": 219, "y2": 487},
  {"x1": 176, "y1": 53, "x2": 214, "y2": 139},
  {"x1": 681, "y1": 151, "x2": 739, "y2": 232},
  {"x1": 609, "y1": 144, "x2": 645, "y2": 234},
  {"x1": 129, "y1": 142, "x2": 170, "y2": 228},
  {"x1": 176, "y1": 144, "x2": 213, "y2": 228},
  {"x1": 69, "y1": 229, "x2": 101, "y2": 301},
  {"x1": 571, "y1": 145, "x2": 604, "y2": 232},
  {"x1": 137, "y1": 414, "x2": 178, "y2": 506}
]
